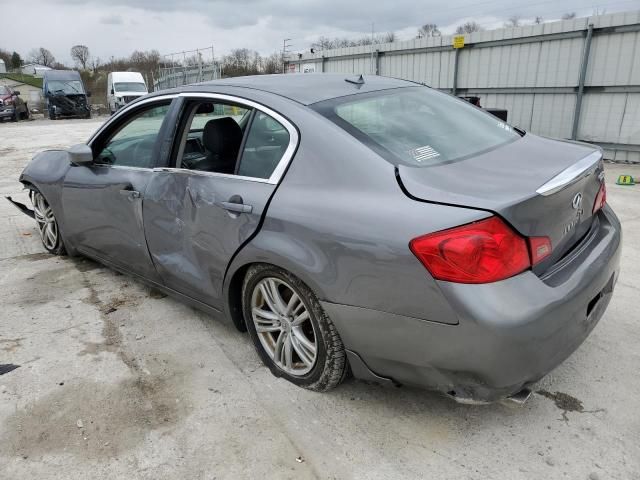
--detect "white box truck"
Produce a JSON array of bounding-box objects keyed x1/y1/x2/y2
[{"x1": 107, "y1": 72, "x2": 148, "y2": 113}]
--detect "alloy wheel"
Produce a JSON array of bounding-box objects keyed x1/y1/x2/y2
[
  {"x1": 32, "y1": 192, "x2": 59, "y2": 251},
  {"x1": 250, "y1": 277, "x2": 318, "y2": 376}
]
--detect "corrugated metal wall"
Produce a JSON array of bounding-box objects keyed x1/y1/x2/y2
[{"x1": 288, "y1": 11, "x2": 640, "y2": 162}]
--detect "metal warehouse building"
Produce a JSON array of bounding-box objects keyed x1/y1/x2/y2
[{"x1": 287, "y1": 11, "x2": 640, "y2": 162}]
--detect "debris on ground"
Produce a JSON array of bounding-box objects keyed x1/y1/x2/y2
[{"x1": 0, "y1": 364, "x2": 20, "y2": 376}]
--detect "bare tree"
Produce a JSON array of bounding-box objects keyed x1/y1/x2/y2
[
  {"x1": 455, "y1": 22, "x2": 484, "y2": 34},
  {"x1": 561, "y1": 12, "x2": 577, "y2": 20},
  {"x1": 262, "y1": 52, "x2": 283, "y2": 74},
  {"x1": 310, "y1": 36, "x2": 334, "y2": 51},
  {"x1": 505, "y1": 15, "x2": 521, "y2": 28},
  {"x1": 91, "y1": 56, "x2": 101, "y2": 73},
  {"x1": 311, "y1": 32, "x2": 395, "y2": 51},
  {"x1": 534, "y1": 16, "x2": 544, "y2": 24},
  {"x1": 0, "y1": 49, "x2": 11, "y2": 68},
  {"x1": 418, "y1": 23, "x2": 441, "y2": 38},
  {"x1": 380, "y1": 32, "x2": 396, "y2": 43},
  {"x1": 70, "y1": 45, "x2": 90, "y2": 70},
  {"x1": 28, "y1": 47, "x2": 56, "y2": 67}
]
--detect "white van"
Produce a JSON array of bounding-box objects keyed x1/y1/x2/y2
[{"x1": 107, "y1": 72, "x2": 148, "y2": 113}]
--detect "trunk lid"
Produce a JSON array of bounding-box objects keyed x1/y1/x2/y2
[{"x1": 397, "y1": 134, "x2": 605, "y2": 271}]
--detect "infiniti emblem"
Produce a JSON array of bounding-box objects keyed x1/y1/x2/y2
[{"x1": 572, "y1": 193, "x2": 583, "y2": 210}]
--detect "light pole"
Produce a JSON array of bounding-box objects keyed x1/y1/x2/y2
[{"x1": 282, "y1": 38, "x2": 292, "y2": 73}]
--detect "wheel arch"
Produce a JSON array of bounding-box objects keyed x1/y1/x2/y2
[
  {"x1": 223, "y1": 236, "x2": 331, "y2": 333},
  {"x1": 19, "y1": 150, "x2": 75, "y2": 252}
]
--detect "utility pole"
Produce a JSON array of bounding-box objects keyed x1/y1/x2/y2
[
  {"x1": 282, "y1": 38, "x2": 292, "y2": 74},
  {"x1": 370, "y1": 23, "x2": 375, "y2": 75}
]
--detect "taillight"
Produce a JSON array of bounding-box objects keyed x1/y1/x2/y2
[
  {"x1": 593, "y1": 182, "x2": 606, "y2": 214},
  {"x1": 528, "y1": 236, "x2": 552, "y2": 265},
  {"x1": 409, "y1": 216, "x2": 531, "y2": 284}
]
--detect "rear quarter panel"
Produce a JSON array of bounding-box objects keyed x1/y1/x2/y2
[{"x1": 225, "y1": 100, "x2": 490, "y2": 325}]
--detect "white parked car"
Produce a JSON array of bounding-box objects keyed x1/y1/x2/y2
[{"x1": 107, "y1": 71, "x2": 148, "y2": 114}]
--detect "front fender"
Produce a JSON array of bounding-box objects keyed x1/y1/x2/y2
[{"x1": 19, "y1": 149, "x2": 74, "y2": 250}]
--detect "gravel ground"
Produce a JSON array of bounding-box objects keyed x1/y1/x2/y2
[{"x1": 1, "y1": 117, "x2": 639, "y2": 480}]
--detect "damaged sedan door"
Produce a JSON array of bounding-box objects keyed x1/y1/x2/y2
[
  {"x1": 142, "y1": 95, "x2": 297, "y2": 310},
  {"x1": 60, "y1": 100, "x2": 175, "y2": 281}
]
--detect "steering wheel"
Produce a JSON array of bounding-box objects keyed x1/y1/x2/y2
[{"x1": 96, "y1": 147, "x2": 116, "y2": 165}]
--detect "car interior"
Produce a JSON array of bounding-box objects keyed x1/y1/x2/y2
[{"x1": 174, "y1": 101, "x2": 290, "y2": 179}]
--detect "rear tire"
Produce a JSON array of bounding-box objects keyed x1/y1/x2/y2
[
  {"x1": 242, "y1": 264, "x2": 347, "y2": 392},
  {"x1": 30, "y1": 189, "x2": 66, "y2": 255}
]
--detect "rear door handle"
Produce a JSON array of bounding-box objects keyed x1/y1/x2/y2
[{"x1": 220, "y1": 201, "x2": 252, "y2": 214}]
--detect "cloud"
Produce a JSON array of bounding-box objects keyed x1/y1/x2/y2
[
  {"x1": 2, "y1": 0, "x2": 631, "y2": 65},
  {"x1": 100, "y1": 13, "x2": 124, "y2": 25},
  {"x1": 48, "y1": 0, "x2": 611, "y2": 30}
]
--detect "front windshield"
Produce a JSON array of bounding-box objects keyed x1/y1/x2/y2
[
  {"x1": 114, "y1": 82, "x2": 147, "y2": 93},
  {"x1": 0, "y1": 86, "x2": 9, "y2": 95},
  {"x1": 314, "y1": 86, "x2": 520, "y2": 167},
  {"x1": 47, "y1": 80, "x2": 84, "y2": 95}
]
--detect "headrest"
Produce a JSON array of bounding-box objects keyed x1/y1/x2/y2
[{"x1": 202, "y1": 117, "x2": 243, "y2": 157}]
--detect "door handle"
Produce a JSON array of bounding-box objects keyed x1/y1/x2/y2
[{"x1": 220, "y1": 201, "x2": 253, "y2": 214}]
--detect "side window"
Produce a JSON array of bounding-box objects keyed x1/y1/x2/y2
[
  {"x1": 237, "y1": 112, "x2": 290, "y2": 179},
  {"x1": 176, "y1": 102, "x2": 250, "y2": 173},
  {"x1": 95, "y1": 103, "x2": 170, "y2": 168}
]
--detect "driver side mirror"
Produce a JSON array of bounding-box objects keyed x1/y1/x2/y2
[
  {"x1": 68, "y1": 144, "x2": 94, "y2": 166},
  {"x1": 13, "y1": 90, "x2": 20, "y2": 96}
]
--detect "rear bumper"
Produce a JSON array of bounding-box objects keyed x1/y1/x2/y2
[{"x1": 324, "y1": 206, "x2": 621, "y2": 402}]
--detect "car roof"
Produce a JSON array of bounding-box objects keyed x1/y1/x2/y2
[
  {"x1": 195, "y1": 73, "x2": 419, "y2": 105},
  {"x1": 43, "y1": 70, "x2": 82, "y2": 81},
  {"x1": 110, "y1": 71, "x2": 145, "y2": 80}
]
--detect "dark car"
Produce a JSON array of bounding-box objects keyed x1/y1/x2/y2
[
  {"x1": 7, "y1": 74, "x2": 621, "y2": 404},
  {"x1": 43, "y1": 70, "x2": 91, "y2": 119},
  {"x1": 0, "y1": 85, "x2": 29, "y2": 122}
]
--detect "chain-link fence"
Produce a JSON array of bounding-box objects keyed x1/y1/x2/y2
[{"x1": 154, "y1": 47, "x2": 222, "y2": 91}]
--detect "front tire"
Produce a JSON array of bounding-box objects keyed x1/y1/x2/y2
[
  {"x1": 243, "y1": 264, "x2": 347, "y2": 392},
  {"x1": 31, "y1": 190, "x2": 66, "y2": 255}
]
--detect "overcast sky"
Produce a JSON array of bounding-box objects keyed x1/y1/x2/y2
[{"x1": 1, "y1": 0, "x2": 636, "y2": 64}]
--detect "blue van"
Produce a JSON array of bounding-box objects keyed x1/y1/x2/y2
[{"x1": 43, "y1": 70, "x2": 91, "y2": 119}]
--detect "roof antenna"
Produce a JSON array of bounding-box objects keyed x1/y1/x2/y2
[{"x1": 345, "y1": 74, "x2": 365, "y2": 85}]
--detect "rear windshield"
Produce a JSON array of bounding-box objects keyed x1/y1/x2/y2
[{"x1": 313, "y1": 86, "x2": 519, "y2": 167}]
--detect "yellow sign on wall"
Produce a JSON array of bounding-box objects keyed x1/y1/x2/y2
[{"x1": 453, "y1": 35, "x2": 465, "y2": 49}]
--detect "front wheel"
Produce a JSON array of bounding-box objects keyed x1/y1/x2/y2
[
  {"x1": 243, "y1": 264, "x2": 347, "y2": 392},
  {"x1": 31, "y1": 190, "x2": 66, "y2": 255}
]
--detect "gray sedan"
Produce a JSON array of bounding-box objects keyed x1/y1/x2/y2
[{"x1": 8, "y1": 74, "x2": 621, "y2": 404}]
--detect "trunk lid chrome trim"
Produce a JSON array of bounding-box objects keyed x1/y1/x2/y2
[{"x1": 535, "y1": 150, "x2": 602, "y2": 196}]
